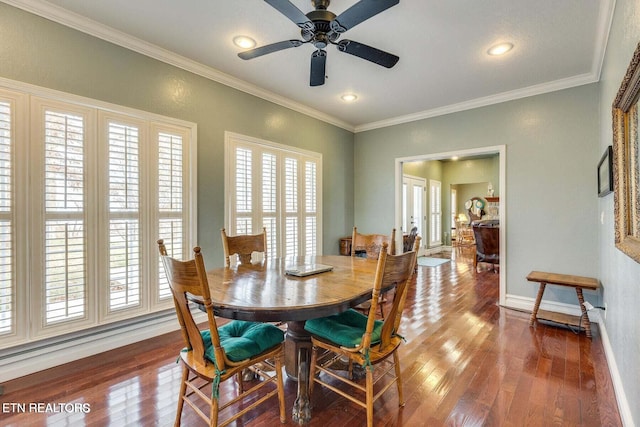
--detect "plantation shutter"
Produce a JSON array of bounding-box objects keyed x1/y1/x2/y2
[
  {"x1": 284, "y1": 157, "x2": 298, "y2": 257},
  {"x1": 43, "y1": 109, "x2": 87, "y2": 325},
  {"x1": 262, "y1": 152, "x2": 277, "y2": 257},
  {"x1": 0, "y1": 89, "x2": 194, "y2": 347},
  {"x1": 304, "y1": 161, "x2": 317, "y2": 256},
  {"x1": 0, "y1": 99, "x2": 14, "y2": 336},
  {"x1": 226, "y1": 133, "x2": 322, "y2": 259},
  {"x1": 234, "y1": 147, "x2": 253, "y2": 234},
  {"x1": 107, "y1": 121, "x2": 141, "y2": 311},
  {"x1": 157, "y1": 130, "x2": 186, "y2": 300}
]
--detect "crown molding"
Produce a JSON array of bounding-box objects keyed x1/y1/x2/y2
[
  {"x1": 591, "y1": 0, "x2": 616, "y2": 80},
  {"x1": 355, "y1": 72, "x2": 599, "y2": 133},
  {"x1": 355, "y1": 0, "x2": 615, "y2": 133},
  {"x1": 3, "y1": 0, "x2": 615, "y2": 135},
  {"x1": 1, "y1": 0, "x2": 355, "y2": 132}
]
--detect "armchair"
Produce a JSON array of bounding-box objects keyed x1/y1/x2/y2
[{"x1": 471, "y1": 220, "x2": 499, "y2": 272}]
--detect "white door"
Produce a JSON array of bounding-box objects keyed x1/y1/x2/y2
[
  {"x1": 402, "y1": 175, "x2": 426, "y2": 250},
  {"x1": 429, "y1": 179, "x2": 442, "y2": 246}
]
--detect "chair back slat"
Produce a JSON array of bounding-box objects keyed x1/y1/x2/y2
[
  {"x1": 221, "y1": 228, "x2": 267, "y2": 266},
  {"x1": 351, "y1": 227, "x2": 397, "y2": 259},
  {"x1": 158, "y1": 240, "x2": 225, "y2": 370}
]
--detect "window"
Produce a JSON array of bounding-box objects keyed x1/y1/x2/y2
[
  {"x1": 225, "y1": 132, "x2": 322, "y2": 258},
  {"x1": 0, "y1": 84, "x2": 196, "y2": 348},
  {"x1": 429, "y1": 179, "x2": 442, "y2": 246}
]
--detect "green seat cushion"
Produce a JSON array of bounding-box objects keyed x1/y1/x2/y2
[
  {"x1": 200, "y1": 320, "x2": 284, "y2": 363},
  {"x1": 304, "y1": 309, "x2": 383, "y2": 348}
]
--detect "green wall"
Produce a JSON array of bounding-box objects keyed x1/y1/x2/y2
[
  {"x1": 0, "y1": 3, "x2": 354, "y2": 267},
  {"x1": 598, "y1": 0, "x2": 640, "y2": 423},
  {"x1": 444, "y1": 157, "x2": 499, "y2": 241},
  {"x1": 355, "y1": 84, "x2": 600, "y2": 306}
]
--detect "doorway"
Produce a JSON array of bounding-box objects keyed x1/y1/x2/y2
[{"x1": 394, "y1": 145, "x2": 506, "y2": 306}]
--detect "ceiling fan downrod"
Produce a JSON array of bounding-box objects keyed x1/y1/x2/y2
[{"x1": 312, "y1": 0, "x2": 331, "y2": 10}]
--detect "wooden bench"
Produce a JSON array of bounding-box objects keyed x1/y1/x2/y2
[{"x1": 526, "y1": 271, "x2": 600, "y2": 338}]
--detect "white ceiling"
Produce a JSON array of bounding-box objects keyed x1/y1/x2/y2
[{"x1": 6, "y1": 0, "x2": 614, "y2": 132}]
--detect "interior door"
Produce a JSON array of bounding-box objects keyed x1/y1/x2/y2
[{"x1": 402, "y1": 175, "x2": 426, "y2": 250}]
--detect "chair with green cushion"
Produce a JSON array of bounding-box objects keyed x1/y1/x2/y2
[
  {"x1": 305, "y1": 240, "x2": 418, "y2": 427},
  {"x1": 158, "y1": 240, "x2": 286, "y2": 427}
]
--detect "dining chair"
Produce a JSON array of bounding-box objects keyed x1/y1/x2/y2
[
  {"x1": 351, "y1": 226, "x2": 396, "y2": 258},
  {"x1": 305, "y1": 241, "x2": 418, "y2": 427},
  {"x1": 157, "y1": 240, "x2": 286, "y2": 426},
  {"x1": 455, "y1": 217, "x2": 474, "y2": 247},
  {"x1": 403, "y1": 226, "x2": 418, "y2": 253},
  {"x1": 351, "y1": 226, "x2": 396, "y2": 318},
  {"x1": 221, "y1": 227, "x2": 267, "y2": 267}
]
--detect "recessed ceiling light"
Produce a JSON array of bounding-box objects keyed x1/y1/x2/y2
[
  {"x1": 233, "y1": 36, "x2": 256, "y2": 49},
  {"x1": 452, "y1": 156, "x2": 459, "y2": 161},
  {"x1": 341, "y1": 93, "x2": 358, "y2": 102},
  {"x1": 487, "y1": 42, "x2": 514, "y2": 56}
]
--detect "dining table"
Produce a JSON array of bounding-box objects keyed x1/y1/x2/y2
[{"x1": 204, "y1": 254, "x2": 381, "y2": 425}]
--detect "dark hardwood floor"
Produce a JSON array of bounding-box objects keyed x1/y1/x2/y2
[{"x1": 1, "y1": 247, "x2": 622, "y2": 426}]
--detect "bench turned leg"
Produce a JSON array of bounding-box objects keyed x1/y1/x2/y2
[
  {"x1": 575, "y1": 287, "x2": 592, "y2": 338},
  {"x1": 529, "y1": 282, "x2": 546, "y2": 327}
]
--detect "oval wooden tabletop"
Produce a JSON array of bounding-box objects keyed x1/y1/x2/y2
[{"x1": 205, "y1": 255, "x2": 379, "y2": 322}]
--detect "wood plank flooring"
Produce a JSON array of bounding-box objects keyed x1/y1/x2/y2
[{"x1": 0, "y1": 247, "x2": 622, "y2": 426}]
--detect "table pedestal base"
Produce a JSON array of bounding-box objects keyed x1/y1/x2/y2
[{"x1": 286, "y1": 321, "x2": 312, "y2": 425}]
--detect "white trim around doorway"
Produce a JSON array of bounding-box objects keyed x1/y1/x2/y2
[{"x1": 394, "y1": 145, "x2": 507, "y2": 306}]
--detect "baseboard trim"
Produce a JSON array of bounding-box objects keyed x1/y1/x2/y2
[
  {"x1": 0, "y1": 311, "x2": 206, "y2": 383},
  {"x1": 503, "y1": 294, "x2": 633, "y2": 426},
  {"x1": 595, "y1": 317, "x2": 635, "y2": 427},
  {"x1": 505, "y1": 293, "x2": 589, "y2": 318}
]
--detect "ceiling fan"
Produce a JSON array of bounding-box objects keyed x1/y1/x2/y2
[{"x1": 238, "y1": 0, "x2": 400, "y2": 86}]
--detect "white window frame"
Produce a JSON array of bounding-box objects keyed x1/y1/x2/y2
[
  {"x1": 0, "y1": 78, "x2": 197, "y2": 347},
  {"x1": 0, "y1": 88, "x2": 28, "y2": 347},
  {"x1": 224, "y1": 132, "x2": 323, "y2": 258}
]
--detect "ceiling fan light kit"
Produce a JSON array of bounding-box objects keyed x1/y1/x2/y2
[{"x1": 238, "y1": 0, "x2": 400, "y2": 86}]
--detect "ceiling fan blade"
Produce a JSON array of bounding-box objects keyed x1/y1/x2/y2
[
  {"x1": 238, "y1": 40, "x2": 304, "y2": 60},
  {"x1": 310, "y1": 50, "x2": 327, "y2": 86},
  {"x1": 264, "y1": 0, "x2": 315, "y2": 31},
  {"x1": 330, "y1": 0, "x2": 399, "y2": 33},
  {"x1": 337, "y1": 39, "x2": 399, "y2": 68}
]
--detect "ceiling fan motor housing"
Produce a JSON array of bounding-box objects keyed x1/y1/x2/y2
[{"x1": 304, "y1": 10, "x2": 339, "y2": 46}]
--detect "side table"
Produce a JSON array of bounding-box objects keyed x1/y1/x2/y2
[{"x1": 526, "y1": 271, "x2": 600, "y2": 338}]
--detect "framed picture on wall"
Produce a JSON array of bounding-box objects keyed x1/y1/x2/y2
[{"x1": 597, "y1": 145, "x2": 613, "y2": 197}]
